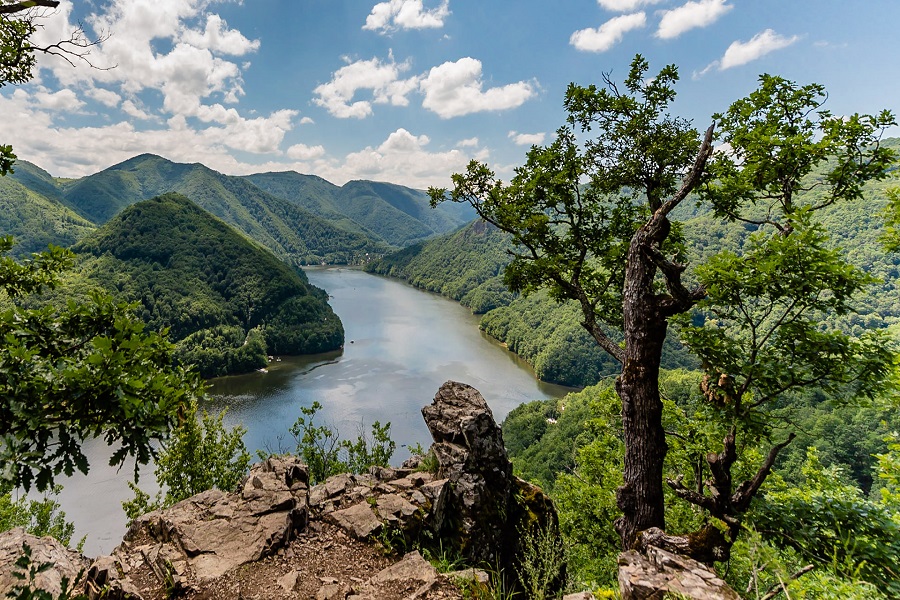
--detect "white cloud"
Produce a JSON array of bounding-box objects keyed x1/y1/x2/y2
[
  {"x1": 570, "y1": 12, "x2": 646, "y2": 52},
  {"x1": 334, "y1": 128, "x2": 473, "y2": 187},
  {"x1": 34, "y1": 88, "x2": 84, "y2": 112},
  {"x1": 508, "y1": 131, "x2": 545, "y2": 146},
  {"x1": 287, "y1": 143, "x2": 326, "y2": 160},
  {"x1": 363, "y1": 0, "x2": 450, "y2": 33},
  {"x1": 86, "y1": 87, "x2": 122, "y2": 108},
  {"x1": 656, "y1": 0, "x2": 733, "y2": 40},
  {"x1": 719, "y1": 29, "x2": 800, "y2": 69},
  {"x1": 419, "y1": 57, "x2": 534, "y2": 118},
  {"x1": 180, "y1": 14, "x2": 260, "y2": 55},
  {"x1": 121, "y1": 99, "x2": 153, "y2": 120},
  {"x1": 299, "y1": 116, "x2": 315, "y2": 125},
  {"x1": 456, "y1": 137, "x2": 479, "y2": 147},
  {"x1": 597, "y1": 0, "x2": 662, "y2": 11},
  {"x1": 32, "y1": 0, "x2": 261, "y2": 126},
  {"x1": 313, "y1": 56, "x2": 418, "y2": 119}
]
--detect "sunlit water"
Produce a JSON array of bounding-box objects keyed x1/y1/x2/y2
[{"x1": 42, "y1": 268, "x2": 572, "y2": 556}]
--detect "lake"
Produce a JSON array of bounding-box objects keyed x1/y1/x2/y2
[{"x1": 43, "y1": 268, "x2": 572, "y2": 556}]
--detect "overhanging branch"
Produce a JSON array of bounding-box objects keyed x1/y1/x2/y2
[{"x1": 0, "y1": 1, "x2": 59, "y2": 14}]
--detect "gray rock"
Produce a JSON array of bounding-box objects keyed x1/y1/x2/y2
[
  {"x1": 618, "y1": 546, "x2": 740, "y2": 600},
  {"x1": 0, "y1": 529, "x2": 90, "y2": 599},
  {"x1": 422, "y1": 381, "x2": 564, "y2": 597},
  {"x1": 326, "y1": 502, "x2": 383, "y2": 539},
  {"x1": 369, "y1": 550, "x2": 437, "y2": 585},
  {"x1": 124, "y1": 455, "x2": 309, "y2": 582}
]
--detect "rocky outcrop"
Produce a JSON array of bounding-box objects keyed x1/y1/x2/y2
[
  {"x1": 618, "y1": 545, "x2": 741, "y2": 600},
  {"x1": 424, "y1": 381, "x2": 564, "y2": 592},
  {"x1": 0, "y1": 382, "x2": 562, "y2": 599}
]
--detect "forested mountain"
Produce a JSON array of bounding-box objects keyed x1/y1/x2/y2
[
  {"x1": 53, "y1": 154, "x2": 392, "y2": 265},
  {"x1": 62, "y1": 193, "x2": 344, "y2": 377},
  {"x1": 244, "y1": 172, "x2": 476, "y2": 247},
  {"x1": 5, "y1": 154, "x2": 475, "y2": 263},
  {"x1": 0, "y1": 163, "x2": 95, "y2": 256},
  {"x1": 369, "y1": 142, "x2": 900, "y2": 387}
]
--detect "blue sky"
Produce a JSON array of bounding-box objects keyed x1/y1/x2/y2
[{"x1": 3, "y1": 0, "x2": 900, "y2": 188}]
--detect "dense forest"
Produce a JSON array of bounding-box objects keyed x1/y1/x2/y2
[{"x1": 52, "y1": 193, "x2": 345, "y2": 377}]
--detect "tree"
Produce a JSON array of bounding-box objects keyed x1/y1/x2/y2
[
  {"x1": 0, "y1": 236, "x2": 203, "y2": 492},
  {"x1": 430, "y1": 55, "x2": 896, "y2": 560},
  {"x1": 122, "y1": 400, "x2": 251, "y2": 521},
  {"x1": 1, "y1": 0, "x2": 105, "y2": 174}
]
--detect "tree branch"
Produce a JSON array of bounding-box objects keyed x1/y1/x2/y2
[
  {"x1": 731, "y1": 432, "x2": 796, "y2": 512},
  {"x1": 0, "y1": 0, "x2": 59, "y2": 14},
  {"x1": 657, "y1": 123, "x2": 715, "y2": 218},
  {"x1": 759, "y1": 564, "x2": 815, "y2": 600}
]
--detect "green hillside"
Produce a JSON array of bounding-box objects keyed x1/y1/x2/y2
[
  {"x1": 68, "y1": 193, "x2": 344, "y2": 377},
  {"x1": 0, "y1": 163, "x2": 95, "y2": 256},
  {"x1": 53, "y1": 154, "x2": 390, "y2": 266}
]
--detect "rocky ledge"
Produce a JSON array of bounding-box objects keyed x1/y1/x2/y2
[{"x1": 0, "y1": 381, "x2": 562, "y2": 600}]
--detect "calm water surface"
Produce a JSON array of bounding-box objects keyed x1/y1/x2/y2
[{"x1": 47, "y1": 268, "x2": 571, "y2": 556}]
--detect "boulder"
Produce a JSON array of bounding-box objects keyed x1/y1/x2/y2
[
  {"x1": 618, "y1": 545, "x2": 740, "y2": 599},
  {"x1": 0, "y1": 528, "x2": 89, "y2": 598},
  {"x1": 123, "y1": 455, "x2": 309, "y2": 583}
]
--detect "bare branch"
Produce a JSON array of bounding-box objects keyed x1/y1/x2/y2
[
  {"x1": 0, "y1": 0, "x2": 59, "y2": 15},
  {"x1": 731, "y1": 432, "x2": 796, "y2": 512},
  {"x1": 759, "y1": 564, "x2": 815, "y2": 600},
  {"x1": 658, "y1": 122, "x2": 715, "y2": 218}
]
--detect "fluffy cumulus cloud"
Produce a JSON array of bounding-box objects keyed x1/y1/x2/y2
[
  {"x1": 656, "y1": 0, "x2": 733, "y2": 39},
  {"x1": 363, "y1": 0, "x2": 450, "y2": 33},
  {"x1": 694, "y1": 28, "x2": 800, "y2": 78},
  {"x1": 333, "y1": 128, "x2": 476, "y2": 187},
  {"x1": 419, "y1": 57, "x2": 534, "y2": 118},
  {"x1": 34, "y1": 88, "x2": 85, "y2": 112},
  {"x1": 719, "y1": 29, "x2": 800, "y2": 69},
  {"x1": 570, "y1": 12, "x2": 647, "y2": 52},
  {"x1": 22, "y1": 0, "x2": 295, "y2": 146},
  {"x1": 508, "y1": 131, "x2": 545, "y2": 146},
  {"x1": 313, "y1": 55, "x2": 419, "y2": 119},
  {"x1": 287, "y1": 143, "x2": 326, "y2": 161}
]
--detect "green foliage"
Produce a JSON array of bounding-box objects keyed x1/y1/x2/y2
[
  {"x1": 0, "y1": 237, "x2": 200, "y2": 492},
  {"x1": 123, "y1": 399, "x2": 251, "y2": 520},
  {"x1": 0, "y1": 172, "x2": 95, "y2": 257},
  {"x1": 367, "y1": 220, "x2": 514, "y2": 313},
  {"x1": 754, "y1": 448, "x2": 900, "y2": 597},
  {"x1": 514, "y1": 521, "x2": 567, "y2": 600},
  {"x1": 5, "y1": 543, "x2": 87, "y2": 600},
  {"x1": 289, "y1": 401, "x2": 396, "y2": 484},
  {"x1": 0, "y1": 6, "x2": 37, "y2": 88},
  {"x1": 1, "y1": 144, "x2": 16, "y2": 177},
  {"x1": 0, "y1": 485, "x2": 78, "y2": 549},
  {"x1": 875, "y1": 430, "x2": 900, "y2": 513}
]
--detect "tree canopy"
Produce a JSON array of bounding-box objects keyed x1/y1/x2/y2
[{"x1": 430, "y1": 55, "x2": 897, "y2": 560}]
